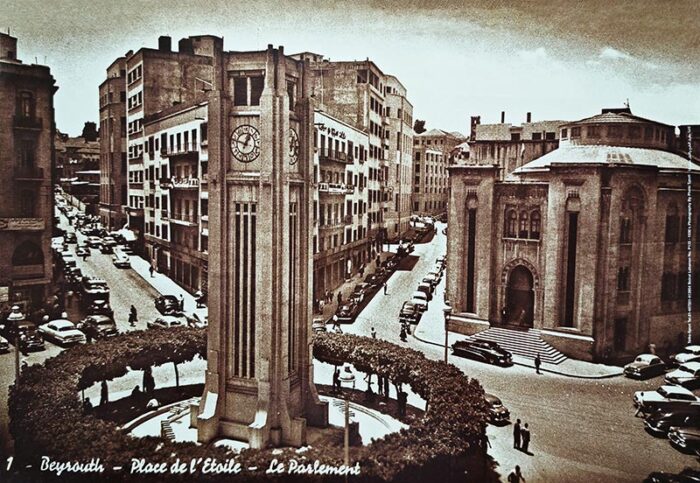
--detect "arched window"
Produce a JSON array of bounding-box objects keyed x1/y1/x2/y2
[
  {"x1": 530, "y1": 210, "x2": 541, "y2": 239},
  {"x1": 519, "y1": 211, "x2": 529, "y2": 238},
  {"x1": 505, "y1": 209, "x2": 517, "y2": 238},
  {"x1": 12, "y1": 241, "x2": 44, "y2": 266}
]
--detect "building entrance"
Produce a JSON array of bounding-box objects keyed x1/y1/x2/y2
[{"x1": 505, "y1": 266, "x2": 534, "y2": 327}]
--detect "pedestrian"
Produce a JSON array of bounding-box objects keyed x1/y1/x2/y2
[
  {"x1": 129, "y1": 304, "x2": 137, "y2": 327},
  {"x1": 648, "y1": 343, "x2": 657, "y2": 355},
  {"x1": 521, "y1": 423, "x2": 531, "y2": 454},
  {"x1": 383, "y1": 376, "x2": 390, "y2": 399},
  {"x1": 337, "y1": 291, "x2": 342, "y2": 306},
  {"x1": 400, "y1": 325, "x2": 407, "y2": 342},
  {"x1": 397, "y1": 390, "x2": 407, "y2": 417},
  {"x1": 507, "y1": 465, "x2": 525, "y2": 483},
  {"x1": 332, "y1": 367, "x2": 340, "y2": 392},
  {"x1": 383, "y1": 282, "x2": 387, "y2": 295},
  {"x1": 377, "y1": 375, "x2": 384, "y2": 396},
  {"x1": 100, "y1": 380, "x2": 109, "y2": 406},
  {"x1": 480, "y1": 432, "x2": 491, "y2": 450},
  {"x1": 82, "y1": 251, "x2": 88, "y2": 262},
  {"x1": 534, "y1": 353, "x2": 541, "y2": 375},
  {"x1": 325, "y1": 289, "x2": 331, "y2": 304},
  {"x1": 179, "y1": 294, "x2": 185, "y2": 312},
  {"x1": 149, "y1": 265, "x2": 155, "y2": 277},
  {"x1": 86, "y1": 330, "x2": 93, "y2": 344},
  {"x1": 359, "y1": 265, "x2": 364, "y2": 277},
  {"x1": 513, "y1": 418, "x2": 521, "y2": 449},
  {"x1": 319, "y1": 299, "x2": 325, "y2": 312},
  {"x1": 371, "y1": 327, "x2": 377, "y2": 339}
]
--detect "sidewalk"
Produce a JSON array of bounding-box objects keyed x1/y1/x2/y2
[
  {"x1": 412, "y1": 312, "x2": 623, "y2": 380},
  {"x1": 129, "y1": 255, "x2": 200, "y2": 316}
]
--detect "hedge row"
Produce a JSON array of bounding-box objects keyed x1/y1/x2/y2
[{"x1": 9, "y1": 329, "x2": 489, "y2": 482}]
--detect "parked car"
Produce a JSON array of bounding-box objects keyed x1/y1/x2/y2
[
  {"x1": 112, "y1": 251, "x2": 130, "y2": 268},
  {"x1": 77, "y1": 315, "x2": 118, "y2": 340},
  {"x1": 485, "y1": 393, "x2": 510, "y2": 424},
  {"x1": 86, "y1": 236, "x2": 101, "y2": 248},
  {"x1": 644, "y1": 407, "x2": 700, "y2": 436},
  {"x1": 51, "y1": 237, "x2": 65, "y2": 251},
  {"x1": 633, "y1": 385, "x2": 700, "y2": 415},
  {"x1": 427, "y1": 270, "x2": 442, "y2": 283},
  {"x1": 38, "y1": 319, "x2": 86, "y2": 346},
  {"x1": 0, "y1": 335, "x2": 9, "y2": 353},
  {"x1": 671, "y1": 346, "x2": 700, "y2": 367},
  {"x1": 351, "y1": 283, "x2": 372, "y2": 304},
  {"x1": 81, "y1": 277, "x2": 109, "y2": 300},
  {"x1": 364, "y1": 273, "x2": 383, "y2": 289},
  {"x1": 61, "y1": 252, "x2": 77, "y2": 268},
  {"x1": 452, "y1": 339, "x2": 514, "y2": 366},
  {"x1": 644, "y1": 467, "x2": 700, "y2": 483},
  {"x1": 436, "y1": 255, "x2": 446, "y2": 266},
  {"x1": 147, "y1": 315, "x2": 185, "y2": 329},
  {"x1": 155, "y1": 295, "x2": 182, "y2": 315},
  {"x1": 3, "y1": 320, "x2": 45, "y2": 352},
  {"x1": 624, "y1": 354, "x2": 667, "y2": 379},
  {"x1": 65, "y1": 266, "x2": 83, "y2": 285},
  {"x1": 86, "y1": 299, "x2": 114, "y2": 317},
  {"x1": 399, "y1": 301, "x2": 421, "y2": 324},
  {"x1": 416, "y1": 282, "x2": 433, "y2": 301},
  {"x1": 185, "y1": 311, "x2": 208, "y2": 328},
  {"x1": 334, "y1": 304, "x2": 358, "y2": 324},
  {"x1": 410, "y1": 291, "x2": 429, "y2": 312},
  {"x1": 665, "y1": 362, "x2": 700, "y2": 389},
  {"x1": 64, "y1": 232, "x2": 77, "y2": 244},
  {"x1": 312, "y1": 317, "x2": 327, "y2": 333},
  {"x1": 668, "y1": 426, "x2": 700, "y2": 455},
  {"x1": 75, "y1": 246, "x2": 90, "y2": 258}
]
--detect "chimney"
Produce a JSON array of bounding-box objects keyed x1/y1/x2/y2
[
  {"x1": 178, "y1": 38, "x2": 194, "y2": 55},
  {"x1": 0, "y1": 32, "x2": 18, "y2": 61},
  {"x1": 501, "y1": 111, "x2": 505, "y2": 124},
  {"x1": 158, "y1": 36, "x2": 172, "y2": 52},
  {"x1": 470, "y1": 116, "x2": 481, "y2": 142},
  {"x1": 526, "y1": 112, "x2": 532, "y2": 123}
]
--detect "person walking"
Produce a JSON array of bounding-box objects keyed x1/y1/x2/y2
[
  {"x1": 332, "y1": 367, "x2": 340, "y2": 392},
  {"x1": 100, "y1": 380, "x2": 109, "y2": 406},
  {"x1": 521, "y1": 423, "x2": 531, "y2": 454},
  {"x1": 397, "y1": 390, "x2": 407, "y2": 418},
  {"x1": 400, "y1": 324, "x2": 407, "y2": 342},
  {"x1": 534, "y1": 353, "x2": 541, "y2": 375},
  {"x1": 383, "y1": 376, "x2": 390, "y2": 400},
  {"x1": 377, "y1": 375, "x2": 384, "y2": 396},
  {"x1": 149, "y1": 265, "x2": 155, "y2": 277},
  {"x1": 371, "y1": 327, "x2": 377, "y2": 339},
  {"x1": 179, "y1": 294, "x2": 185, "y2": 312},
  {"x1": 383, "y1": 282, "x2": 387, "y2": 295},
  {"x1": 129, "y1": 305, "x2": 138, "y2": 327},
  {"x1": 507, "y1": 465, "x2": 525, "y2": 483},
  {"x1": 513, "y1": 418, "x2": 521, "y2": 449},
  {"x1": 337, "y1": 291, "x2": 342, "y2": 306},
  {"x1": 325, "y1": 290, "x2": 331, "y2": 304}
]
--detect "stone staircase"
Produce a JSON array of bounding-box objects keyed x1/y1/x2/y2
[{"x1": 469, "y1": 327, "x2": 567, "y2": 365}]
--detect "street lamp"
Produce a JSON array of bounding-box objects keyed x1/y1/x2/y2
[
  {"x1": 338, "y1": 363, "x2": 356, "y2": 467},
  {"x1": 7, "y1": 305, "x2": 25, "y2": 383},
  {"x1": 443, "y1": 302, "x2": 452, "y2": 363}
]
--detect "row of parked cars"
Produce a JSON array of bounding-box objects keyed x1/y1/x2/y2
[
  {"x1": 627, "y1": 346, "x2": 700, "y2": 459},
  {"x1": 398, "y1": 254, "x2": 446, "y2": 325}
]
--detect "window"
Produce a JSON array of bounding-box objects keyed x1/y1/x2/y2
[
  {"x1": 19, "y1": 140, "x2": 35, "y2": 167},
  {"x1": 607, "y1": 125, "x2": 622, "y2": 138},
  {"x1": 286, "y1": 80, "x2": 296, "y2": 110},
  {"x1": 571, "y1": 127, "x2": 581, "y2": 138},
  {"x1": 620, "y1": 217, "x2": 632, "y2": 243},
  {"x1": 530, "y1": 210, "x2": 541, "y2": 239},
  {"x1": 18, "y1": 91, "x2": 34, "y2": 118},
  {"x1": 19, "y1": 190, "x2": 35, "y2": 216},
  {"x1": 617, "y1": 267, "x2": 630, "y2": 291},
  {"x1": 511, "y1": 133, "x2": 521, "y2": 141},
  {"x1": 505, "y1": 209, "x2": 517, "y2": 238},
  {"x1": 518, "y1": 211, "x2": 529, "y2": 238},
  {"x1": 628, "y1": 125, "x2": 640, "y2": 139},
  {"x1": 665, "y1": 205, "x2": 679, "y2": 243},
  {"x1": 561, "y1": 128, "x2": 568, "y2": 139},
  {"x1": 531, "y1": 132, "x2": 542, "y2": 141},
  {"x1": 587, "y1": 126, "x2": 599, "y2": 137},
  {"x1": 233, "y1": 75, "x2": 265, "y2": 106}
]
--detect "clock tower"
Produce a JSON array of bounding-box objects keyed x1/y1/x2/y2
[{"x1": 196, "y1": 44, "x2": 328, "y2": 448}]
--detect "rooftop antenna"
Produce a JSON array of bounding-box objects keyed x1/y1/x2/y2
[{"x1": 624, "y1": 98, "x2": 630, "y2": 109}]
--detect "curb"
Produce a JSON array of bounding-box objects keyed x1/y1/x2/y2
[{"x1": 411, "y1": 330, "x2": 623, "y2": 380}]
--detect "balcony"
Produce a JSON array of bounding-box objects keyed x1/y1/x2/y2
[
  {"x1": 171, "y1": 177, "x2": 200, "y2": 190},
  {"x1": 319, "y1": 147, "x2": 351, "y2": 164},
  {"x1": 14, "y1": 166, "x2": 44, "y2": 181},
  {"x1": 125, "y1": 206, "x2": 144, "y2": 216},
  {"x1": 12, "y1": 264, "x2": 44, "y2": 280},
  {"x1": 318, "y1": 182, "x2": 351, "y2": 195},
  {"x1": 0, "y1": 218, "x2": 45, "y2": 231},
  {"x1": 319, "y1": 221, "x2": 344, "y2": 231},
  {"x1": 13, "y1": 115, "x2": 43, "y2": 130},
  {"x1": 169, "y1": 212, "x2": 198, "y2": 226},
  {"x1": 161, "y1": 142, "x2": 199, "y2": 158}
]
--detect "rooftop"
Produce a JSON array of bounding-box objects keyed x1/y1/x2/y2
[{"x1": 565, "y1": 108, "x2": 673, "y2": 128}]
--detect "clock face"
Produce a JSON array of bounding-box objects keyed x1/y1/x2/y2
[
  {"x1": 288, "y1": 128, "x2": 299, "y2": 165},
  {"x1": 230, "y1": 124, "x2": 261, "y2": 163}
]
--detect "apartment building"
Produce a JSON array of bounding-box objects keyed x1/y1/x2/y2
[
  {"x1": 0, "y1": 33, "x2": 57, "y2": 311},
  {"x1": 98, "y1": 56, "x2": 127, "y2": 230},
  {"x1": 313, "y1": 110, "x2": 371, "y2": 299}
]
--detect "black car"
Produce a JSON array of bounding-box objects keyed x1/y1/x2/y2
[
  {"x1": 644, "y1": 407, "x2": 700, "y2": 436},
  {"x1": 485, "y1": 393, "x2": 510, "y2": 424},
  {"x1": 364, "y1": 273, "x2": 383, "y2": 289},
  {"x1": 668, "y1": 426, "x2": 700, "y2": 455},
  {"x1": 399, "y1": 301, "x2": 421, "y2": 324},
  {"x1": 87, "y1": 299, "x2": 114, "y2": 317},
  {"x1": 78, "y1": 315, "x2": 118, "y2": 340},
  {"x1": 451, "y1": 339, "x2": 513, "y2": 366},
  {"x1": 155, "y1": 295, "x2": 182, "y2": 315},
  {"x1": 351, "y1": 283, "x2": 372, "y2": 304},
  {"x1": 6, "y1": 321, "x2": 45, "y2": 352},
  {"x1": 64, "y1": 232, "x2": 77, "y2": 244},
  {"x1": 334, "y1": 304, "x2": 359, "y2": 324},
  {"x1": 644, "y1": 468, "x2": 700, "y2": 483}
]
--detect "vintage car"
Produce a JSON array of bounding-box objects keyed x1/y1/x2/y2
[
  {"x1": 112, "y1": 251, "x2": 130, "y2": 268},
  {"x1": 485, "y1": 393, "x2": 510, "y2": 424},
  {"x1": 643, "y1": 407, "x2": 700, "y2": 436},
  {"x1": 452, "y1": 339, "x2": 513, "y2": 366},
  {"x1": 399, "y1": 301, "x2": 421, "y2": 325},
  {"x1": 147, "y1": 315, "x2": 185, "y2": 330},
  {"x1": 8, "y1": 321, "x2": 45, "y2": 352},
  {"x1": 670, "y1": 345, "x2": 700, "y2": 367},
  {"x1": 334, "y1": 304, "x2": 359, "y2": 324},
  {"x1": 351, "y1": 283, "x2": 372, "y2": 304},
  {"x1": 0, "y1": 335, "x2": 9, "y2": 353},
  {"x1": 155, "y1": 295, "x2": 181, "y2": 316},
  {"x1": 643, "y1": 467, "x2": 700, "y2": 483},
  {"x1": 78, "y1": 315, "x2": 118, "y2": 339},
  {"x1": 38, "y1": 319, "x2": 86, "y2": 346},
  {"x1": 668, "y1": 426, "x2": 700, "y2": 455},
  {"x1": 624, "y1": 354, "x2": 667, "y2": 379},
  {"x1": 633, "y1": 385, "x2": 700, "y2": 415},
  {"x1": 665, "y1": 362, "x2": 700, "y2": 390},
  {"x1": 410, "y1": 291, "x2": 429, "y2": 312},
  {"x1": 312, "y1": 317, "x2": 327, "y2": 333}
]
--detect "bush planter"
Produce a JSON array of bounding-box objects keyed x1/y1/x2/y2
[{"x1": 9, "y1": 329, "x2": 490, "y2": 482}]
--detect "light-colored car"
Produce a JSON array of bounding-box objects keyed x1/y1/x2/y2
[
  {"x1": 671, "y1": 345, "x2": 700, "y2": 366},
  {"x1": 410, "y1": 291, "x2": 429, "y2": 312},
  {"x1": 51, "y1": 237, "x2": 65, "y2": 250},
  {"x1": 87, "y1": 236, "x2": 101, "y2": 248},
  {"x1": 147, "y1": 315, "x2": 185, "y2": 329},
  {"x1": 38, "y1": 319, "x2": 86, "y2": 345},
  {"x1": 623, "y1": 353, "x2": 667, "y2": 379},
  {"x1": 185, "y1": 311, "x2": 208, "y2": 328},
  {"x1": 111, "y1": 251, "x2": 130, "y2": 268},
  {"x1": 312, "y1": 317, "x2": 327, "y2": 333},
  {"x1": 633, "y1": 385, "x2": 700, "y2": 414},
  {"x1": 0, "y1": 335, "x2": 9, "y2": 353},
  {"x1": 61, "y1": 252, "x2": 77, "y2": 268},
  {"x1": 665, "y1": 362, "x2": 700, "y2": 389}
]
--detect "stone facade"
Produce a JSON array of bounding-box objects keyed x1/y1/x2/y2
[
  {"x1": 447, "y1": 108, "x2": 700, "y2": 362},
  {"x1": 0, "y1": 33, "x2": 57, "y2": 312},
  {"x1": 56, "y1": 132, "x2": 100, "y2": 215}
]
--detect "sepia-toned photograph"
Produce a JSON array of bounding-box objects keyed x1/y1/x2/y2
[{"x1": 0, "y1": 1, "x2": 698, "y2": 481}]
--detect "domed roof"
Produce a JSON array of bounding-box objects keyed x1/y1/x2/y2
[
  {"x1": 513, "y1": 144, "x2": 700, "y2": 174},
  {"x1": 564, "y1": 108, "x2": 673, "y2": 128}
]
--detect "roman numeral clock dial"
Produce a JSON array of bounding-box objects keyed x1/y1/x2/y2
[{"x1": 230, "y1": 124, "x2": 261, "y2": 163}]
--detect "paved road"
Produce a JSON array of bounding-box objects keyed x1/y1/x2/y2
[{"x1": 344, "y1": 221, "x2": 698, "y2": 482}]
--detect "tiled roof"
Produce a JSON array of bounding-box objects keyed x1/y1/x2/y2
[
  {"x1": 568, "y1": 111, "x2": 672, "y2": 127},
  {"x1": 514, "y1": 145, "x2": 700, "y2": 174}
]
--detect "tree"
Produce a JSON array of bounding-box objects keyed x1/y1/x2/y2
[{"x1": 413, "y1": 119, "x2": 426, "y2": 134}]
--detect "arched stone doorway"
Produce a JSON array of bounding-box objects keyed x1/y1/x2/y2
[{"x1": 505, "y1": 266, "x2": 534, "y2": 327}]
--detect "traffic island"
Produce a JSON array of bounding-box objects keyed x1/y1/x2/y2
[{"x1": 9, "y1": 329, "x2": 497, "y2": 482}]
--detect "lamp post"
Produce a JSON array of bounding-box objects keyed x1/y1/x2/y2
[
  {"x1": 338, "y1": 363, "x2": 356, "y2": 467},
  {"x1": 443, "y1": 302, "x2": 452, "y2": 363},
  {"x1": 7, "y1": 305, "x2": 25, "y2": 383}
]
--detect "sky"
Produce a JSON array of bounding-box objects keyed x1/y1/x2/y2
[{"x1": 4, "y1": 0, "x2": 700, "y2": 136}]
